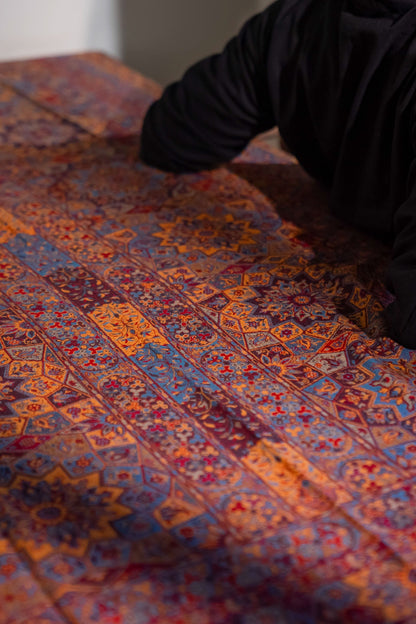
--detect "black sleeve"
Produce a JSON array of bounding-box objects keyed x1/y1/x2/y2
[
  {"x1": 139, "y1": 3, "x2": 280, "y2": 172},
  {"x1": 385, "y1": 159, "x2": 416, "y2": 349}
]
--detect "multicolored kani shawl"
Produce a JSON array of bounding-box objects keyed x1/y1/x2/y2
[{"x1": 0, "y1": 53, "x2": 415, "y2": 624}]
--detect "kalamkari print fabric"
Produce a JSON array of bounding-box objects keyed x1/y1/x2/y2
[{"x1": 0, "y1": 52, "x2": 415, "y2": 624}]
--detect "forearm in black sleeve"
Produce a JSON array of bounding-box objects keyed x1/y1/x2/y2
[
  {"x1": 385, "y1": 171, "x2": 416, "y2": 349},
  {"x1": 139, "y1": 2, "x2": 280, "y2": 172}
]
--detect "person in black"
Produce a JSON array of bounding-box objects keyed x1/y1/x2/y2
[{"x1": 140, "y1": 0, "x2": 416, "y2": 349}]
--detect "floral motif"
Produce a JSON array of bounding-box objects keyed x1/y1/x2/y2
[
  {"x1": 153, "y1": 212, "x2": 260, "y2": 255},
  {"x1": 0, "y1": 468, "x2": 129, "y2": 560}
]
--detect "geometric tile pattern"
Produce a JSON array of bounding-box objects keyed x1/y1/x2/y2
[{"x1": 0, "y1": 52, "x2": 415, "y2": 623}]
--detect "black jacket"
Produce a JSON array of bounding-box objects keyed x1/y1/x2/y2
[{"x1": 140, "y1": 0, "x2": 416, "y2": 349}]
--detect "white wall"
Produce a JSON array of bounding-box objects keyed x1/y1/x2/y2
[
  {"x1": 120, "y1": 0, "x2": 263, "y2": 85},
  {"x1": 0, "y1": 0, "x2": 270, "y2": 85},
  {"x1": 0, "y1": 0, "x2": 121, "y2": 62}
]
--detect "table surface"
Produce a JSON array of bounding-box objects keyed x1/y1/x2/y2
[{"x1": 0, "y1": 53, "x2": 415, "y2": 624}]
